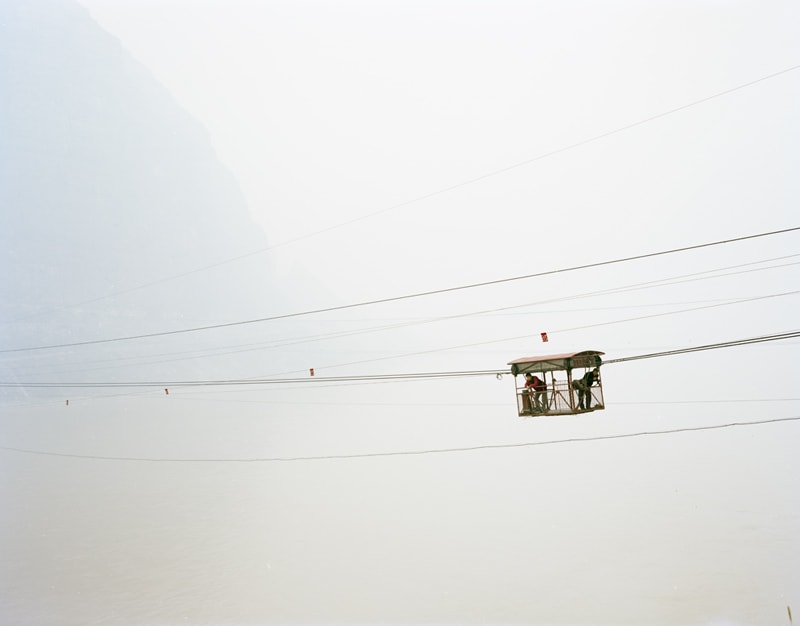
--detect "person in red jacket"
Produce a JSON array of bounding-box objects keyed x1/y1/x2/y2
[{"x1": 524, "y1": 373, "x2": 548, "y2": 413}]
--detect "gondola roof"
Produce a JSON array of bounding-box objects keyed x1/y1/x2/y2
[{"x1": 508, "y1": 350, "x2": 604, "y2": 374}]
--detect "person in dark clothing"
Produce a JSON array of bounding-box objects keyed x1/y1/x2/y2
[{"x1": 572, "y1": 367, "x2": 599, "y2": 410}]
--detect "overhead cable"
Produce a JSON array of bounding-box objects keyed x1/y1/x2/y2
[
  {"x1": 290, "y1": 292, "x2": 799, "y2": 376},
  {"x1": 1, "y1": 416, "x2": 797, "y2": 463},
  {"x1": 603, "y1": 331, "x2": 800, "y2": 364},
  {"x1": 261, "y1": 66, "x2": 800, "y2": 252},
  {"x1": 17, "y1": 63, "x2": 800, "y2": 321},
  {"x1": 2, "y1": 226, "x2": 798, "y2": 354},
  {"x1": 0, "y1": 369, "x2": 501, "y2": 390},
  {"x1": 11, "y1": 256, "x2": 798, "y2": 380},
  {"x1": 3, "y1": 330, "x2": 798, "y2": 390}
]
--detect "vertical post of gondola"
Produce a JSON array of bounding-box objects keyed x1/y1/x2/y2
[
  {"x1": 511, "y1": 364, "x2": 523, "y2": 417},
  {"x1": 566, "y1": 366, "x2": 576, "y2": 413}
]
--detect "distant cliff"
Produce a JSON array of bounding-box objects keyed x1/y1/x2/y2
[{"x1": 0, "y1": 0, "x2": 270, "y2": 352}]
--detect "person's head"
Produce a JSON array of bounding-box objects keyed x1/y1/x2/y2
[{"x1": 525, "y1": 372, "x2": 533, "y2": 379}]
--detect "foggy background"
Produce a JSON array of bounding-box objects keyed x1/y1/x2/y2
[{"x1": 1, "y1": 1, "x2": 798, "y2": 624}]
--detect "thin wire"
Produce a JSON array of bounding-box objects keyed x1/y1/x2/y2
[
  {"x1": 240, "y1": 66, "x2": 800, "y2": 248},
  {"x1": 14, "y1": 63, "x2": 799, "y2": 322},
  {"x1": 3, "y1": 226, "x2": 798, "y2": 354},
  {"x1": 12, "y1": 256, "x2": 797, "y2": 379},
  {"x1": 1, "y1": 416, "x2": 797, "y2": 463},
  {"x1": 290, "y1": 293, "x2": 800, "y2": 375},
  {"x1": 616, "y1": 398, "x2": 800, "y2": 405},
  {"x1": 4, "y1": 329, "x2": 798, "y2": 390},
  {"x1": 0, "y1": 369, "x2": 501, "y2": 389},
  {"x1": 558, "y1": 290, "x2": 800, "y2": 334},
  {"x1": 124, "y1": 395, "x2": 800, "y2": 407},
  {"x1": 604, "y1": 331, "x2": 800, "y2": 364}
]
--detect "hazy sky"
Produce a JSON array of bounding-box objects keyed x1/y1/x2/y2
[
  {"x1": 2, "y1": 1, "x2": 799, "y2": 624},
  {"x1": 75, "y1": 0, "x2": 799, "y2": 290}
]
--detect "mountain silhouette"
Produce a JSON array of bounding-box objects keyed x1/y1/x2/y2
[{"x1": 0, "y1": 0, "x2": 271, "y2": 360}]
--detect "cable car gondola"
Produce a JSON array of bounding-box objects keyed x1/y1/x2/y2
[{"x1": 508, "y1": 350, "x2": 605, "y2": 417}]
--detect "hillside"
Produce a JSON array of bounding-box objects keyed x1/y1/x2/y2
[{"x1": 0, "y1": 0, "x2": 269, "y2": 353}]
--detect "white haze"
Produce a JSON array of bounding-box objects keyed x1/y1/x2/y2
[{"x1": 1, "y1": 1, "x2": 799, "y2": 624}]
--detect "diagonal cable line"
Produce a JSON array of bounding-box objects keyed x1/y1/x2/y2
[
  {"x1": 10, "y1": 64, "x2": 800, "y2": 323},
  {"x1": 1, "y1": 416, "x2": 797, "y2": 463},
  {"x1": 11, "y1": 255, "x2": 798, "y2": 379},
  {"x1": 295, "y1": 291, "x2": 800, "y2": 375},
  {"x1": 2, "y1": 226, "x2": 798, "y2": 354},
  {"x1": 3, "y1": 328, "x2": 798, "y2": 390},
  {"x1": 603, "y1": 331, "x2": 800, "y2": 363}
]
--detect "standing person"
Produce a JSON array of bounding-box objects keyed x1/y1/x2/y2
[
  {"x1": 572, "y1": 367, "x2": 599, "y2": 410},
  {"x1": 521, "y1": 373, "x2": 535, "y2": 414},
  {"x1": 525, "y1": 373, "x2": 548, "y2": 413}
]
